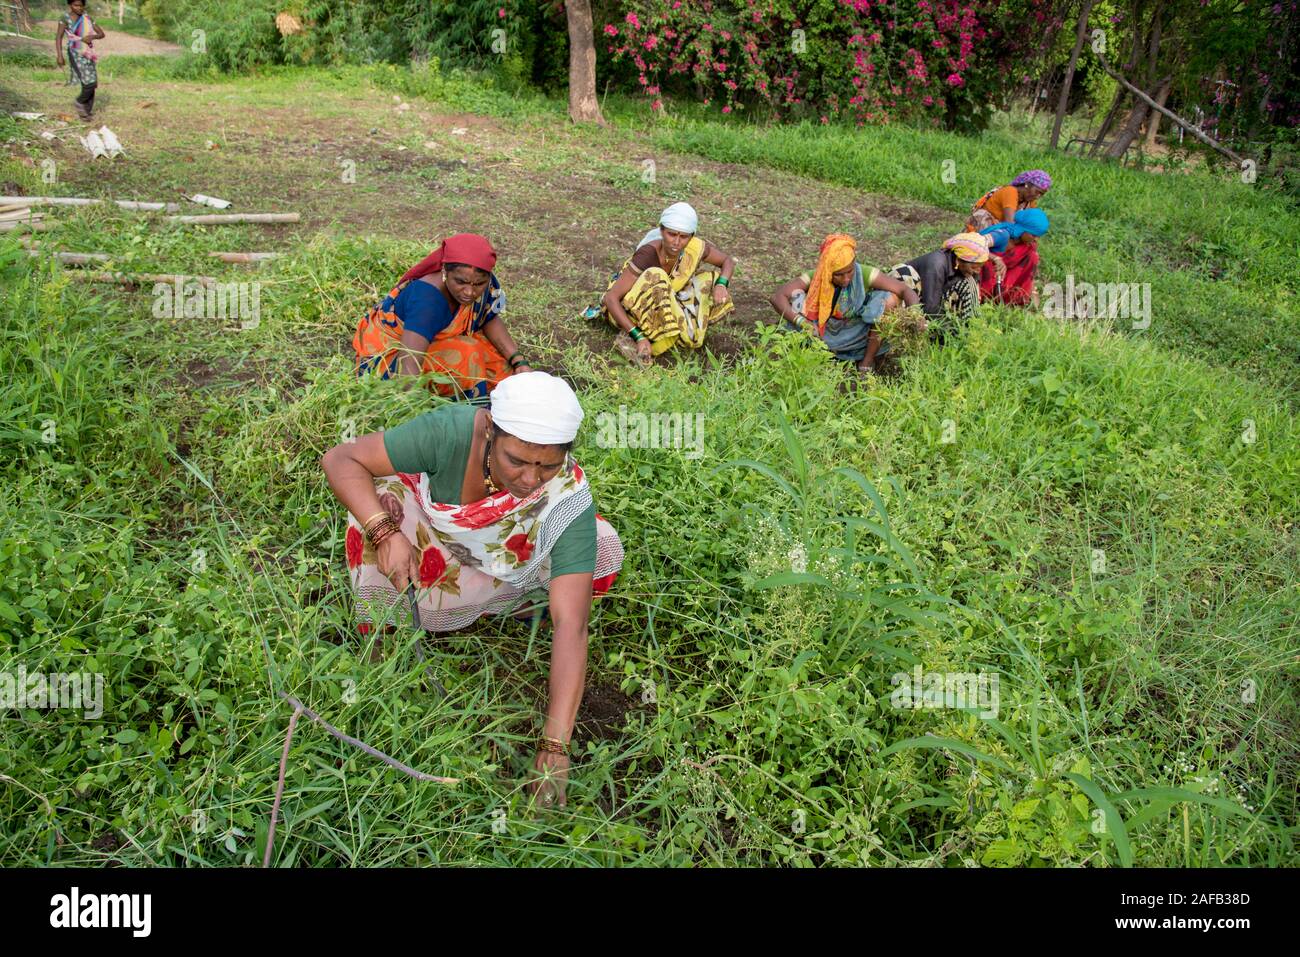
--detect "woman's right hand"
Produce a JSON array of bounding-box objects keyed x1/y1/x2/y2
[
  {"x1": 635, "y1": 338, "x2": 653, "y2": 366},
  {"x1": 376, "y1": 532, "x2": 420, "y2": 592}
]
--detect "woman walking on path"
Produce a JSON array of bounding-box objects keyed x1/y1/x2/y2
[{"x1": 55, "y1": 0, "x2": 106, "y2": 121}]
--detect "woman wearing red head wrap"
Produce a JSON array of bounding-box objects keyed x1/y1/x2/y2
[{"x1": 353, "y1": 233, "x2": 532, "y2": 400}]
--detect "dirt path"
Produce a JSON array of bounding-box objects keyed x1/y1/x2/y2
[{"x1": 1, "y1": 19, "x2": 181, "y2": 56}]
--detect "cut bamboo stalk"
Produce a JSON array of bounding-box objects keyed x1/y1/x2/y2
[
  {"x1": 0, "y1": 196, "x2": 98, "y2": 206},
  {"x1": 26, "y1": 250, "x2": 112, "y2": 265},
  {"x1": 168, "y1": 213, "x2": 299, "y2": 225},
  {"x1": 117, "y1": 201, "x2": 181, "y2": 211},
  {"x1": 0, "y1": 196, "x2": 182, "y2": 212},
  {"x1": 208, "y1": 251, "x2": 282, "y2": 263},
  {"x1": 83, "y1": 270, "x2": 220, "y2": 288},
  {"x1": 0, "y1": 221, "x2": 50, "y2": 232},
  {"x1": 0, "y1": 209, "x2": 39, "y2": 222}
]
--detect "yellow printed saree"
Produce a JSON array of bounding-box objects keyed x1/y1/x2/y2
[{"x1": 603, "y1": 237, "x2": 733, "y2": 354}]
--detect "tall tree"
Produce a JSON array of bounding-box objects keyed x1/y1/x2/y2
[
  {"x1": 1051, "y1": 0, "x2": 1096, "y2": 149},
  {"x1": 566, "y1": 0, "x2": 605, "y2": 125}
]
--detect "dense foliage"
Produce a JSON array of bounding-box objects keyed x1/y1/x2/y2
[{"x1": 134, "y1": 0, "x2": 1297, "y2": 142}]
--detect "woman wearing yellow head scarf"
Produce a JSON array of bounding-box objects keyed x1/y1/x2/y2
[
  {"x1": 770, "y1": 233, "x2": 920, "y2": 373},
  {"x1": 876, "y1": 232, "x2": 988, "y2": 344}
]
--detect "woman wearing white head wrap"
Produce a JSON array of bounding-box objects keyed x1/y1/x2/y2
[
  {"x1": 583, "y1": 201, "x2": 737, "y2": 366},
  {"x1": 489, "y1": 370, "x2": 584, "y2": 445},
  {"x1": 322, "y1": 372, "x2": 624, "y2": 807}
]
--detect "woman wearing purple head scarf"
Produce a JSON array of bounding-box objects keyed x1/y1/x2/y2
[{"x1": 966, "y1": 170, "x2": 1052, "y2": 231}]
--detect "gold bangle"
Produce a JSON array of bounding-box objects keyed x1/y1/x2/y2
[
  {"x1": 366, "y1": 517, "x2": 399, "y2": 542},
  {"x1": 538, "y1": 735, "x2": 568, "y2": 755},
  {"x1": 364, "y1": 515, "x2": 397, "y2": 535},
  {"x1": 361, "y1": 511, "x2": 389, "y2": 531}
]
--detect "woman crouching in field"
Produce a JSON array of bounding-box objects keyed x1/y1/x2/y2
[
  {"x1": 977, "y1": 208, "x2": 1049, "y2": 306},
  {"x1": 966, "y1": 170, "x2": 1052, "y2": 231},
  {"x1": 875, "y1": 232, "x2": 990, "y2": 343},
  {"x1": 769, "y1": 233, "x2": 921, "y2": 375},
  {"x1": 353, "y1": 233, "x2": 532, "y2": 400},
  {"x1": 585, "y1": 202, "x2": 737, "y2": 366},
  {"x1": 321, "y1": 372, "x2": 624, "y2": 806}
]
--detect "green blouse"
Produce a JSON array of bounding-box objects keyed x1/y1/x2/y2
[{"x1": 382, "y1": 404, "x2": 596, "y2": 579}]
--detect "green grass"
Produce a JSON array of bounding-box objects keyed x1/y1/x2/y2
[{"x1": 0, "y1": 59, "x2": 1296, "y2": 867}]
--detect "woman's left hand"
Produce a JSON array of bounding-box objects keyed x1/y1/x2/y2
[
  {"x1": 513, "y1": 364, "x2": 534, "y2": 375},
  {"x1": 712, "y1": 284, "x2": 731, "y2": 305},
  {"x1": 528, "y1": 750, "x2": 569, "y2": 808}
]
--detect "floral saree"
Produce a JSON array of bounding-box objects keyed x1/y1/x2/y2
[{"x1": 346, "y1": 462, "x2": 624, "y2": 632}]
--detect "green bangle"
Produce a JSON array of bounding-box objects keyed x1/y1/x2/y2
[
  {"x1": 628, "y1": 327, "x2": 644, "y2": 342},
  {"x1": 716, "y1": 276, "x2": 730, "y2": 287},
  {"x1": 507, "y1": 352, "x2": 527, "y2": 368}
]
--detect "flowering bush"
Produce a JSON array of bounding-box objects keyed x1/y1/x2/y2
[{"x1": 602, "y1": 0, "x2": 1038, "y2": 129}]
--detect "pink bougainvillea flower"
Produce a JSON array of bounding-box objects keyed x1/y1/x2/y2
[
  {"x1": 626, "y1": 11, "x2": 640, "y2": 28},
  {"x1": 604, "y1": 24, "x2": 618, "y2": 36}
]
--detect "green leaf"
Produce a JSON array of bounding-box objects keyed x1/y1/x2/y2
[
  {"x1": 1011, "y1": 798, "x2": 1041, "y2": 820},
  {"x1": 1113, "y1": 786, "x2": 1257, "y2": 827},
  {"x1": 878, "y1": 735, "x2": 1013, "y2": 772},
  {"x1": 1064, "y1": 772, "x2": 1133, "y2": 868}
]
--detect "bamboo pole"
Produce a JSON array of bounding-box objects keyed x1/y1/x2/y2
[
  {"x1": 117, "y1": 200, "x2": 182, "y2": 211},
  {"x1": 168, "y1": 213, "x2": 299, "y2": 225},
  {"x1": 0, "y1": 209, "x2": 39, "y2": 222},
  {"x1": 0, "y1": 221, "x2": 49, "y2": 232},
  {"x1": 83, "y1": 270, "x2": 220, "y2": 288},
  {"x1": 208, "y1": 251, "x2": 282, "y2": 263},
  {"x1": 26, "y1": 250, "x2": 111, "y2": 265},
  {"x1": 0, "y1": 195, "x2": 182, "y2": 211}
]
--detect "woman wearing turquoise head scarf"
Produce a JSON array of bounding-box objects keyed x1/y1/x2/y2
[{"x1": 977, "y1": 208, "x2": 1049, "y2": 306}]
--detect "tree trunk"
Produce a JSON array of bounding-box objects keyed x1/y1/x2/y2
[
  {"x1": 1090, "y1": 1, "x2": 1149, "y2": 156},
  {"x1": 1096, "y1": 50, "x2": 1247, "y2": 164},
  {"x1": 1051, "y1": 0, "x2": 1096, "y2": 149},
  {"x1": 1105, "y1": 88, "x2": 1157, "y2": 158},
  {"x1": 565, "y1": 0, "x2": 606, "y2": 126},
  {"x1": 1142, "y1": 77, "x2": 1172, "y2": 149}
]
